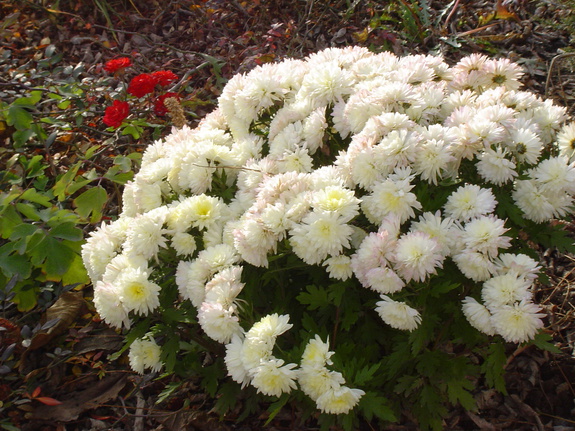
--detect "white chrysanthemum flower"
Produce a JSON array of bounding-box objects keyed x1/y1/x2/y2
[
  {"x1": 233, "y1": 217, "x2": 278, "y2": 268},
  {"x1": 361, "y1": 175, "x2": 421, "y2": 225},
  {"x1": 511, "y1": 128, "x2": 542, "y2": 165},
  {"x1": 171, "y1": 232, "x2": 197, "y2": 256},
  {"x1": 409, "y1": 211, "x2": 454, "y2": 256},
  {"x1": 452, "y1": 250, "x2": 496, "y2": 282},
  {"x1": 393, "y1": 231, "x2": 444, "y2": 283},
  {"x1": 376, "y1": 129, "x2": 419, "y2": 170},
  {"x1": 251, "y1": 358, "x2": 298, "y2": 397},
  {"x1": 197, "y1": 243, "x2": 241, "y2": 275},
  {"x1": 351, "y1": 230, "x2": 397, "y2": 286},
  {"x1": 124, "y1": 210, "x2": 169, "y2": 260},
  {"x1": 246, "y1": 313, "x2": 293, "y2": 345},
  {"x1": 531, "y1": 156, "x2": 575, "y2": 195},
  {"x1": 205, "y1": 265, "x2": 244, "y2": 307},
  {"x1": 557, "y1": 122, "x2": 575, "y2": 162},
  {"x1": 482, "y1": 273, "x2": 532, "y2": 310},
  {"x1": 322, "y1": 255, "x2": 353, "y2": 281},
  {"x1": 491, "y1": 300, "x2": 545, "y2": 343},
  {"x1": 301, "y1": 335, "x2": 334, "y2": 368},
  {"x1": 461, "y1": 297, "x2": 496, "y2": 336},
  {"x1": 512, "y1": 179, "x2": 558, "y2": 223},
  {"x1": 413, "y1": 139, "x2": 455, "y2": 185},
  {"x1": 225, "y1": 334, "x2": 250, "y2": 387},
  {"x1": 476, "y1": 146, "x2": 517, "y2": 186},
  {"x1": 375, "y1": 295, "x2": 421, "y2": 331},
  {"x1": 93, "y1": 281, "x2": 130, "y2": 329},
  {"x1": 494, "y1": 253, "x2": 541, "y2": 281},
  {"x1": 312, "y1": 185, "x2": 360, "y2": 222},
  {"x1": 128, "y1": 336, "x2": 163, "y2": 374},
  {"x1": 484, "y1": 58, "x2": 523, "y2": 90},
  {"x1": 168, "y1": 194, "x2": 225, "y2": 232},
  {"x1": 102, "y1": 253, "x2": 149, "y2": 285},
  {"x1": 444, "y1": 184, "x2": 497, "y2": 221},
  {"x1": 175, "y1": 259, "x2": 210, "y2": 307},
  {"x1": 298, "y1": 62, "x2": 355, "y2": 108},
  {"x1": 315, "y1": 386, "x2": 366, "y2": 415},
  {"x1": 299, "y1": 367, "x2": 345, "y2": 401},
  {"x1": 290, "y1": 211, "x2": 353, "y2": 265},
  {"x1": 81, "y1": 225, "x2": 121, "y2": 283},
  {"x1": 461, "y1": 215, "x2": 511, "y2": 257},
  {"x1": 277, "y1": 147, "x2": 314, "y2": 173},
  {"x1": 365, "y1": 266, "x2": 405, "y2": 294},
  {"x1": 116, "y1": 268, "x2": 161, "y2": 316},
  {"x1": 198, "y1": 302, "x2": 242, "y2": 344}
]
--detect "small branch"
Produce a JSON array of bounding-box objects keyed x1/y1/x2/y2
[{"x1": 545, "y1": 53, "x2": 575, "y2": 98}]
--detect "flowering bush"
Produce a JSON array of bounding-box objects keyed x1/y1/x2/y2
[
  {"x1": 82, "y1": 47, "x2": 575, "y2": 429},
  {"x1": 101, "y1": 57, "x2": 182, "y2": 134}
]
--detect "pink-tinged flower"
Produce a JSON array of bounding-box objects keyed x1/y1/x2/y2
[
  {"x1": 103, "y1": 100, "x2": 130, "y2": 128},
  {"x1": 154, "y1": 92, "x2": 181, "y2": 116},
  {"x1": 152, "y1": 70, "x2": 178, "y2": 86},
  {"x1": 128, "y1": 73, "x2": 158, "y2": 98},
  {"x1": 103, "y1": 57, "x2": 132, "y2": 73}
]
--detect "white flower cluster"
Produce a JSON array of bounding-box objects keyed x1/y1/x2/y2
[{"x1": 82, "y1": 47, "x2": 575, "y2": 413}]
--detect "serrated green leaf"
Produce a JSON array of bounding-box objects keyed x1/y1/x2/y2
[
  {"x1": 73, "y1": 186, "x2": 107, "y2": 223},
  {"x1": 446, "y1": 378, "x2": 476, "y2": 411},
  {"x1": 0, "y1": 244, "x2": 32, "y2": 279},
  {"x1": 354, "y1": 363, "x2": 381, "y2": 386},
  {"x1": 529, "y1": 331, "x2": 561, "y2": 354},
  {"x1": 265, "y1": 393, "x2": 290, "y2": 425},
  {"x1": 9, "y1": 223, "x2": 40, "y2": 240},
  {"x1": 481, "y1": 342, "x2": 507, "y2": 394},
  {"x1": 213, "y1": 381, "x2": 241, "y2": 416},
  {"x1": 359, "y1": 391, "x2": 397, "y2": 423},
  {"x1": 296, "y1": 284, "x2": 330, "y2": 311}
]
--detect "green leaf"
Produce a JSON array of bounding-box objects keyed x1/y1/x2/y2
[
  {"x1": 9, "y1": 223, "x2": 40, "y2": 240},
  {"x1": 49, "y1": 222, "x2": 83, "y2": 241},
  {"x1": 0, "y1": 204, "x2": 23, "y2": 238},
  {"x1": 6, "y1": 104, "x2": 33, "y2": 130},
  {"x1": 481, "y1": 342, "x2": 507, "y2": 394},
  {"x1": 529, "y1": 331, "x2": 561, "y2": 354},
  {"x1": 353, "y1": 363, "x2": 381, "y2": 386},
  {"x1": 21, "y1": 188, "x2": 52, "y2": 207},
  {"x1": 0, "y1": 244, "x2": 32, "y2": 279},
  {"x1": 41, "y1": 237, "x2": 77, "y2": 278},
  {"x1": 296, "y1": 284, "x2": 330, "y2": 311},
  {"x1": 359, "y1": 391, "x2": 397, "y2": 423},
  {"x1": 265, "y1": 393, "x2": 290, "y2": 426},
  {"x1": 213, "y1": 381, "x2": 241, "y2": 416},
  {"x1": 73, "y1": 186, "x2": 107, "y2": 223},
  {"x1": 161, "y1": 334, "x2": 180, "y2": 374},
  {"x1": 52, "y1": 162, "x2": 81, "y2": 201},
  {"x1": 11, "y1": 281, "x2": 39, "y2": 312},
  {"x1": 446, "y1": 378, "x2": 476, "y2": 411},
  {"x1": 61, "y1": 253, "x2": 90, "y2": 286},
  {"x1": 15, "y1": 202, "x2": 41, "y2": 221}
]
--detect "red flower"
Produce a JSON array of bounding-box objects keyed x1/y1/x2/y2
[
  {"x1": 127, "y1": 73, "x2": 158, "y2": 98},
  {"x1": 104, "y1": 57, "x2": 132, "y2": 73},
  {"x1": 154, "y1": 92, "x2": 181, "y2": 116},
  {"x1": 103, "y1": 100, "x2": 130, "y2": 128},
  {"x1": 152, "y1": 70, "x2": 178, "y2": 87}
]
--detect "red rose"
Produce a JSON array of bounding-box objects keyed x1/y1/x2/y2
[
  {"x1": 104, "y1": 57, "x2": 132, "y2": 73},
  {"x1": 151, "y1": 70, "x2": 178, "y2": 87},
  {"x1": 127, "y1": 73, "x2": 158, "y2": 98},
  {"x1": 154, "y1": 92, "x2": 181, "y2": 116},
  {"x1": 103, "y1": 100, "x2": 130, "y2": 128}
]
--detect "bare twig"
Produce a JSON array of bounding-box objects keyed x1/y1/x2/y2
[{"x1": 545, "y1": 53, "x2": 575, "y2": 98}]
